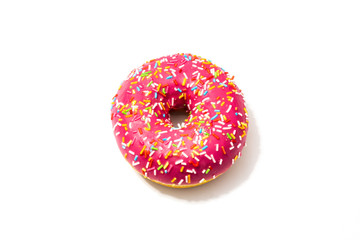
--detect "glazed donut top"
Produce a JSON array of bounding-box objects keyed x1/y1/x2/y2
[{"x1": 111, "y1": 53, "x2": 248, "y2": 187}]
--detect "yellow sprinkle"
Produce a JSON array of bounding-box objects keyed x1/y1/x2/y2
[
  {"x1": 182, "y1": 78, "x2": 187, "y2": 86},
  {"x1": 160, "y1": 102, "x2": 165, "y2": 110},
  {"x1": 221, "y1": 102, "x2": 225, "y2": 106},
  {"x1": 122, "y1": 137, "x2": 125, "y2": 142},
  {"x1": 209, "y1": 86, "x2": 215, "y2": 90},
  {"x1": 165, "y1": 151, "x2": 172, "y2": 159},
  {"x1": 180, "y1": 166, "x2": 184, "y2": 172},
  {"x1": 164, "y1": 161, "x2": 169, "y2": 169},
  {"x1": 124, "y1": 153, "x2": 127, "y2": 159},
  {"x1": 131, "y1": 81, "x2": 138, "y2": 85},
  {"x1": 140, "y1": 145, "x2": 146, "y2": 155},
  {"x1": 171, "y1": 177, "x2": 176, "y2": 183},
  {"x1": 192, "y1": 150, "x2": 199, "y2": 156}
]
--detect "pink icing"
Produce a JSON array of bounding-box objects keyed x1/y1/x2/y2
[{"x1": 110, "y1": 53, "x2": 248, "y2": 187}]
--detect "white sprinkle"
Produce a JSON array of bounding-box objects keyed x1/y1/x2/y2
[
  {"x1": 175, "y1": 159, "x2": 183, "y2": 165},
  {"x1": 226, "y1": 105, "x2": 232, "y2": 113}
]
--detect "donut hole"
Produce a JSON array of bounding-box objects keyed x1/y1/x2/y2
[{"x1": 169, "y1": 108, "x2": 190, "y2": 127}]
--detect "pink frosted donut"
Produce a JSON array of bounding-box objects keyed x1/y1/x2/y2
[{"x1": 110, "y1": 53, "x2": 249, "y2": 188}]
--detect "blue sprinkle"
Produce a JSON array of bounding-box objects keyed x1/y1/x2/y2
[
  {"x1": 122, "y1": 145, "x2": 126, "y2": 149},
  {"x1": 191, "y1": 86, "x2": 198, "y2": 91},
  {"x1": 163, "y1": 114, "x2": 165, "y2": 117},
  {"x1": 219, "y1": 82, "x2": 228, "y2": 87},
  {"x1": 214, "y1": 109, "x2": 220, "y2": 112},
  {"x1": 210, "y1": 115, "x2": 218, "y2": 121},
  {"x1": 134, "y1": 155, "x2": 138, "y2": 161},
  {"x1": 203, "y1": 91, "x2": 208, "y2": 96},
  {"x1": 235, "y1": 113, "x2": 238, "y2": 116},
  {"x1": 163, "y1": 138, "x2": 167, "y2": 141},
  {"x1": 199, "y1": 128, "x2": 202, "y2": 133},
  {"x1": 177, "y1": 88, "x2": 182, "y2": 93},
  {"x1": 164, "y1": 170, "x2": 168, "y2": 174},
  {"x1": 166, "y1": 76, "x2": 173, "y2": 79},
  {"x1": 155, "y1": 92, "x2": 158, "y2": 98},
  {"x1": 201, "y1": 146, "x2": 208, "y2": 151},
  {"x1": 154, "y1": 62, "x2": 158, "y2": 69},
  {"x1": 136, "y1": 86, "x2": 140, "y2": 91}
]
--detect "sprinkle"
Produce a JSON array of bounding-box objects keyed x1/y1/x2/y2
[
  {"x1": 210, "y1": 114, "x2": 218, "y2": 121},
  {"x1": 221, "y1": 146, "x2": 226, "y2": 155},
  {"x1": 182, "y1": 78, "x2": 187, "y2": 86},
  {"x1": 201, "y1": 145, "x2": 208, "y2": 151}
]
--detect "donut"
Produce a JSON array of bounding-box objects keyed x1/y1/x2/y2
[{"x1": 110, "y1": 53, "x2": 249, "y2": 188}]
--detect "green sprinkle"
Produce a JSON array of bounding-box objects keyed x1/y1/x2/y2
[
  {"x1": 226, "y1": 133, "x2": 232, "y2": 140},
  {"x1": 157, "y1": 165, "x2": 163, "y2": 170},
  {"x1": 205, "y1": 169, "x2": 210, "y2": 174}
]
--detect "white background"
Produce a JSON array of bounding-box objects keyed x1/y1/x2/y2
[{"x1": 1, "y1": 0, "x2": 360, "y2": 239}]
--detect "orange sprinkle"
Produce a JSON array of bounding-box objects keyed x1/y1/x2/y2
[
  {"x1": 212, "y1": 133, "x2": 220, "y2": 140},
  {"x1": 221, "y1": 146, "x2": 226, "y2": 155}
]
